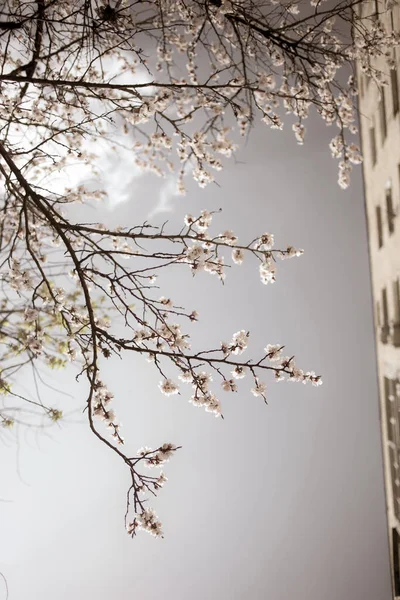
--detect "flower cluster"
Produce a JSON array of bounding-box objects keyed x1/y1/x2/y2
[
  {"x1": 125, "y1": 443, "x2": 180, "y2": 537},
  {"x1": 180, "y1": 212, "x2": 303, "y2": 285},
  {"x1": 222, "y1": 330, "x2": 249, "y2": 356},
  {"x1": 158, "y1": 378, "x2": 180, "y2": 396},
  {"x1": 127, "y1": 508, "x2": 164, "y2": 538},
  {"x1": 92, "y1": 380, "x2": 124, "y2": 444},
  {"x1": 137, "y1": 443, "x2": 177, "y2": 468}
]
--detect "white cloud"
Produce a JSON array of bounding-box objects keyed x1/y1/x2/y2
[{"x1": 147, "y1": 175, "x2": 181, "y2": 219}]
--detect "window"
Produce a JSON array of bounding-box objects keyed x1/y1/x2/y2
[
  {"x1": 391, "y1": 68, "x2": 399, "y2": 116},
  {"x1": 376, "y1": 205, "x2": 383, "y2": 247},
  {"x1": 370, "y1": 126, "x2": 377, "y2": 165},
  {"x1": 382, "y1": 287, "x2": 390, "y2": 343},
  {"x1": 385, "y1": 377, "x2": 396, "y2": 442},
  {"x1": 389, "y1": 447, "x2": 400, "y2": 520},
  {"x1": 394, "y1": 279, "x2": 400, "y2": 324},
  {"x1": 393, "y1": 279, "x2": 400, "y2": 347},
  {"x1": 393, "y1": 529, "x2": 400, "y2": 597},
  {"x1": 383, "y1": 288, "x2": 389, "y2": 324},
  {"x1": 386, "y1": 187, "x2": 395, "y2": 234},
  {"x1": 379, "y1": 87, "x2": 387, "y2": 142},
  {"x1": 385, "y1": 377, "x2": 400, "y2": 443},
  {"x1": 385, "y1": 376, "x2": 400, "y2": 521}
]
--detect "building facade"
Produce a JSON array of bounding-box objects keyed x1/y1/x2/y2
[{"x1": 357, "y1": 1, "x2": 400, "y2": 597}]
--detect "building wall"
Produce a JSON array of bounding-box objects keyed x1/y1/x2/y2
[{"x1": 357, "y1": 1, "x2": 400, "y2": 597}]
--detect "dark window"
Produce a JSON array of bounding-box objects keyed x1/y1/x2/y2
[
  {"x1": 381, "y1": 287, "x2": 390, "y2": 343},
  {"x1": 391, "y1": 68, "x2": 399, "y2": 116},
  {"x1": 370, "y1": 126, "x2": 377, "y2": 165},
  {"x1": 383, "y1": 288, "x2": 389, "y2": 325},
  {"x1": 376, "y1": 205, "x2": 383, "y2": 248},
  {"x1": 394, "y1": 279, "x2": 400, "y2": 324},
  {"x1": 389, "y1": 447, "x2": 400, "y2": 520},
  {"x1": 386, "y1": 187, "x2": 395, "y2": 234},
  {"x1": 393, "y1": 280, "x2": 400, "y2": 347},
  {"x1": 393, "y1": 528, "x2": 400, "y2": 597},
  {"x1": 379, "y1": 88, "x2": 387, "y2": 142},
  {"x1": 385, "y1": 377, "x2": 396, "y2": 442}
]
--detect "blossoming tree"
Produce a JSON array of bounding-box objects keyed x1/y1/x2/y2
[{"x1": 0, "y1": 0, "x2": 396, "y2": 537}]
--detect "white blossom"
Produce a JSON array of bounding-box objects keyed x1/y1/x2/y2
[
  {"x1": 230, "y1": 330, "x2": 249, "y2": 355},
  {"x1": 232, "y1": 365, "x2": 246, "y2": 379},
  {"x1": 265, "y1": 344, "x2": 283, "y2": 362},
  {"x1": 251, "y1": 381, "x2": 267, "y2": 398},
  {"x1": 254, "y1": 233, "x2": 275, "y2": 251},
  {"x1": 159, "y1": 379, "x2": 179, "y2": 396},
  {"x1": 219, "y1": 230, "x2": 238, "y2": 245},
  {"x1": 221, "y1": 379, "x2": 237, "y2": 392},
  {"x1": 179, "y1": 370, "x2": 194, "y2": 383},
  {"x1": 232, "y1": 248, "x2": 244, "y2": 264},
  {"x1": 134, "y1": 508, "x2": 163, "y2": 537},
  {"x1": 259, "y1": 260, "x2": 276, "y2": 284}
]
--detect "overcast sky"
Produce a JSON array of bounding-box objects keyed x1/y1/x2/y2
[{"x1": 0, "y1": 108, "x2": 392, "y2": 600}]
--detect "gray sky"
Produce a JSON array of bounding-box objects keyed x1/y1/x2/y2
[{"x1": 0, "y1": 111, "x2": 392, "y2": 600}]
